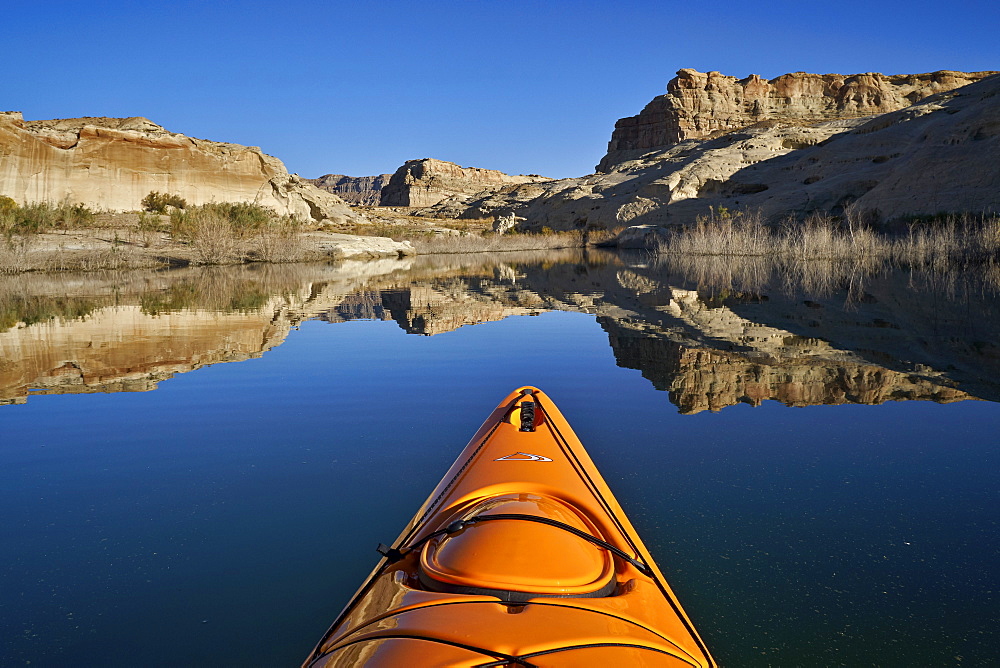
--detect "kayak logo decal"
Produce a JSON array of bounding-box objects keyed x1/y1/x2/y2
[{"x1": 494, "y1": 452, "x2": 552, "y2": 462}]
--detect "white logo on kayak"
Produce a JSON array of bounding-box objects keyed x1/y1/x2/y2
[{"x1": 494, "y1": 452, "x2": 552, "y2": 462}]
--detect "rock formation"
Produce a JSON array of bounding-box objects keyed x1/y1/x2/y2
[
  {"x1": 0, "y1": 113, "x2": 365, "y2": 225},
  {"x1": 420, "y1": 72, "x2": 1000, "y2": 229},
  {"x1": 379, "y1": 158, "x2": 550, "y2": 208},
  {"x1": 308, "y1": 173, "x2": 391, "y2": 205},
  {"x1": 598, "y1": 68, "x2": 996, "y2": 171}
]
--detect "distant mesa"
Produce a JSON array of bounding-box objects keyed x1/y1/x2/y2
[
  {"x1": 307, "y1": 173, "x2": 391, "y2": 206},
  {"x1": 304, "y1": 159, "x2": 551, "y2": 212},
  {"x1": 0, "y1": 112, "x2": 363, "y2": 226},
  {"x1": 379, "y1": 158, "x2": 552, "y2": 208}
]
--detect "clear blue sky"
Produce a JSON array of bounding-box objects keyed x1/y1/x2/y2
[{"x1": 7, "y1": 0, "x2": 998, "y2": 179}]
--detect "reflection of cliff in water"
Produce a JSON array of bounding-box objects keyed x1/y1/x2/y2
[
  {"x1": 0, "y1": 253, "x2": 576, "y2": 404},
  {"x1": 603, "y1": 320, "x2": 970, "y2": 414},
  {"x1": 526, "y1": 255, "x2": 998, "y2": 411},
  {"x1": 0, "y1": 261, "x2": 419, "y2": 404},
  {"x1": 2, "y1": 250, "x2": 998, "y2": 411}
]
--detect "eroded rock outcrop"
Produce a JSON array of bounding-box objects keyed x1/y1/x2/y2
[
  {"x1": 0, "y1": 113, "x2": 365, "y2": 225},
  {"x1": 379, "y1": 158, "x2": 550, "y2": 207},
  {"x1": 308, "y1": 173, "x2": 391, "y2": 205},
  {"x1": 598, "y1": 68, "x2": 996, "y2": 171},
  {"x1": 421, "y1": 72, "x2": 1000, "y2": 229}
]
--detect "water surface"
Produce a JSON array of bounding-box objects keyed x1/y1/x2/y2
[{"x1": 1, "y1": 252, "x2": 997, "y2": 666}]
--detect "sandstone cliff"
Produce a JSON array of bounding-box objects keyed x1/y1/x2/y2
[
  {"x1": 0, "y1": 112, "x2": 365, "y2": 225},
  {"x1": 598, "y1": 68, "x2": 996, "y2": 171},
  {"x1": 379, "y1": 158, "x2": 551, "y2": 207},
  {"x1": 421, "y1": 72, "x2": 1000, "y2": 228},
  {"x1": 308, "y1": 173, "x2": 391, "y2": 205}
]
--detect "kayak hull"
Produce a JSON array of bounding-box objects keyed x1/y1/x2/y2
[{"x1": 304, "y1": 387, "x2": 715, "y2": 667}]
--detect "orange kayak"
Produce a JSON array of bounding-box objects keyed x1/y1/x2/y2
[{"x1": 304, "y1": 387, "x2": 715, "y2": 667}]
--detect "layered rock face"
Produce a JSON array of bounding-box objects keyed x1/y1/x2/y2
[
  {"x1": 423, "y1": 72, "x2": 1000, "y2": 228},
  {"x1": 308, "y1": 173, "x2": 391, "y2": 205},
  {"x1": 598, "y1": 68, "x2": 996, "y2": 171},
  {"x1": 0, "y1": 113, "x2": 364, "y2": 225},
  {"x1": 379, "y1": 158, "x2": 550, "y2": 207}
]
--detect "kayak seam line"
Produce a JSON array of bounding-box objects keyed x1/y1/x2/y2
[
  {"x1": 315, "y1": 597, "x2": 684, "y2": 657},
  {"x1": 312, "y1": 632, "x2": 529, "y2": 666},
  {"x1": 473, "y1": 641, "x2": 701, "y2": 667},
  {"x1": 537, "y1": 396, "x2": 646, "y2": 560},
  {"x1": 536, "y1": 394, "x2": 717, "y2": 668},
  {"x1": 307, "y1": 401, "x2": 516, "y2": 662},
  {"x1": 412, "y1": 412, "x2": 507, "y2": 530},
  {"x1": 519, "y1": 600, "x2": 703, "y2": 664}
]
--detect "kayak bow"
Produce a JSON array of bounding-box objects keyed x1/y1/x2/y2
[{"x1": 304, "y1": 387, "x2": 715, "y2": 667}]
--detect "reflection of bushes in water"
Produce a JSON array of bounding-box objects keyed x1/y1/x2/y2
[
  {"x1": 0, "y1": 264, "x2": 324, "y2": 331},
  {"x1": 0, "y1": 294, "x2": 99, "y2": 331},
  {"x1": 224, "y1": 282, "x2": 271, "y2": 312},
  {"x1": 136, "y1": 265, "x2": 315, "y2": 316},
  {"x1": 902, "y1": 257, "x2": 1000, "y2": 303},
  {"x1": 139, "y1": 282, "x2": 201, "y2": 315},
  {"x1": 139, "y1": 279, "x2": 272, "y2": 315},
  {"x1": 655, "y1": 247, "x2": 1000, "y2": 305}
]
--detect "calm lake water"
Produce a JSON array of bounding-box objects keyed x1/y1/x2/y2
[{"x1": 2, "y1": 251, "x2": 998, "y2": 666}]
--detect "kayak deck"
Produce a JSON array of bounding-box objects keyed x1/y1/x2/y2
[{"x1": 304, "y1": 387, "x2": 715, "y2": 667}]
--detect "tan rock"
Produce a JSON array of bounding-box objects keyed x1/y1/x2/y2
[
  {"x1": 421, "y1": 73, "x2": 1000, "y2": 230},
  {"x1": 599, "y1": 68, "x2": 997, "y2": 171},
  {"x1": 379, "y1": 158, "x2": 551, "y2": 207},
  {"x1": 300, "y1": 231, "x2": 414, "y2": 258},
  {"x1": 308, "y1": 173, "x2": 391, "y2": 205},
  {"x1": 0, "y1": 113, "x2": 366, "y2": 226}
]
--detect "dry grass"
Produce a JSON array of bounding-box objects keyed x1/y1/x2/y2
[
  {"x1": 1, "y1": 231, "x2": 158, "y2": 274},
  {"x1": 249, "y1": 222, "x2": 308, "y2": 263},
  {"x1": 657, "y1": 208, "x2": 1000, "y2": 266},
  {"x1": 190, "y1": 211, "x2": 247, "y2": 263},
  {"x1": 169, "y1": 203, "x2": 308, "y2": 265},
  {"x1": 0, "y1": 235, "x2": 35, "y2": 274},
  {"x1": 656, "y1": 212, "x2": 1000, "y2": 297},
  {"x1": 651, "y1": 208, "x2": 1000, "y2": 298}
]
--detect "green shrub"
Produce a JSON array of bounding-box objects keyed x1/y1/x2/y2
[
  {"x1": 0, "y1": 201, "x2": 96, "y2": 234},
  {"x1": 168, "y1": 201, "x2": 296, "y2": 264},
  {"x1": 53, "y1": 202, "x2": 96, "y2": 229},
  {"x1": 142, "y1": 191, "x2": 187, "y2": 213},
  {"x1": 170, "y1": 202, "x2": 276, "y2": 240}
]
